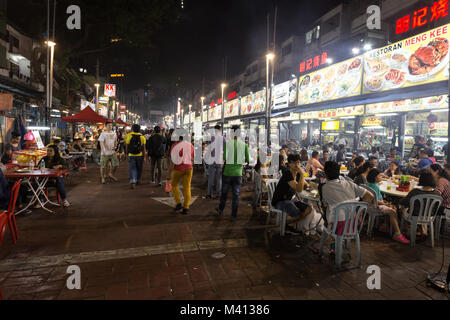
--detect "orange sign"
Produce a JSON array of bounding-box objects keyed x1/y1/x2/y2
[{"x1": 0, "y1": 94, "x2": 13, "y2": 110}]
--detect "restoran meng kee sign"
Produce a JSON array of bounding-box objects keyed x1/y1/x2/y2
[{"x1": 363, "y1": 24, "x2": 449, "y2": 94}]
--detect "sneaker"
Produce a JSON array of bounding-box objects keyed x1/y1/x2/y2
[
  {"x1": 182, "y1": 208, "x2": 189, "y2": 215},
  {"x1": 174, "y1": 204, "x2": 183, "y2": 212},
  {"x1": 393, "y1": 233, "x2": 410, "y2": 244},
  {"x1": 151, "y1": 180, "x2": 155, "y2": 184},
  {"x1": 379, "y1": 224, "x2": 390, "y2": 233},
  {"x1": 285, "y1": 226, "x2": 301, "y2": 235},
  {"x1": 130, "y1": 183, "x2": 136, "y2": 189},
  {"x1": 63, "y1": 200, "x2": 71, "y2": 208},
  {"x1": 101, "y1": 178, "x2": 106, "y2": 184}
]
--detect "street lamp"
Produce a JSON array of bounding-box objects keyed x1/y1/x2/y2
[
  {"x1": 221, "y1": 83, "x2": 227, "y2": 127},
  {"x1": 364, "y1": 44, "x2": 372, "y2": 51},
  {"x1": 201, "y1": 96, "x2": 205, "y2": 122},
  {"x1": 352, "y1": 47, "x2": 360, "y2": 55},
  {"x1": 189, "y1": 104, "x2": 192, "y2": 132},
  {"x1": 94, "y1": 83, "x2": 100, "y2": 113},
  {"x1": 266, "y1": 53, "x2": 275, "y2": 146},
  {"x1": 45, "y1": 41, "x2": 56, "y2": 132}
]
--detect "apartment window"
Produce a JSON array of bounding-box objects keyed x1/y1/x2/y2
[
  {"x1": 282, "y1": 43, "x2": 293, "y2": 57},
  {"x1": 321, "y1": 13, "x2": 340, "y2": 35},
  {"x1": 305, "y1": 26, "x2": 320, "y2": 44}
]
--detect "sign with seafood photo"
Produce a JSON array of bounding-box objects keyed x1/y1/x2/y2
[
  {"x1": 240, "y1": 94, "x2": 254, "y2": 116},
  {"x1": 364, "y1": 24, "x2": 449, "y2": 94},
  {"x1": 224, "y1": 98, "x2": 240, "y2": 118},
  {"x1": 365, "y1": 95, "x2": 448, "y2": 114},
  {"x1": 298, "y1": 55, "x2": 363, "y2": 105}
]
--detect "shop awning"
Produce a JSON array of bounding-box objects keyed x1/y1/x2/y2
[{"x1": 61, "y1": 106, "x2": 109, "y2": 124}]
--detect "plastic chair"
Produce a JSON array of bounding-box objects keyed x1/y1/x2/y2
[
  {"x1": 45, "y1": 188, "x2": 62, "y2": 205},
  {"x1": 6, "y1": 180, "x2": 22, "y2": 244},
  {"x1": 266, "y1": 179, "x2": 287, "y2": 236},
  {"x1": 319, "y1": 202, "x2": 368, "y2": 269},
  {"x1": 400, "y1": 195, "x2": 442, "y2": 248},
  {"x1": 362, "y1": 185, "x2": 393, "y2": 237},
  {"x1": 79, "y1": 154, "x2": 87, "y2": 172},
  {"x1": 0, "y1": 211, "x2": 8, "y2": 247}
]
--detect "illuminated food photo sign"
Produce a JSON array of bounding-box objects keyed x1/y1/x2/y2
[
  {"x1": 240, "y1": 94, "x2": 253, "y2": 116},
  {"x1": 224, "y1": 99, "x2": 240, "y2": 118},
  {"x1": 364, "y1": 24, "x2": 449, "y2": 94},
  {"x1": 298, "y1": 55, "x2": 363, "y2": 105},
  {"x1": 273, "y1": 79, "x2": 298, "y2": 110}
]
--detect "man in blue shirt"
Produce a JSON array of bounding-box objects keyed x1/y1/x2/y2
[{"x1": 417, "y1": 149, "x2": 433, "y2": 169}]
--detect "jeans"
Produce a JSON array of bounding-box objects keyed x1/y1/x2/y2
[
  {"x1": 207, "y1": 164, "x2": 223, "y2": 197},
  {"x1": 129, "y1": 156, "x2": 143, "y2": 184},
  {"x1": 55, "y1": 177, "x2": 67, "y2": 200},
  {"x1": 219, "y1": 176, "x2": 242, "y2": 218},
  {"x1": 172, "y1": 169, "x2": 193, "y2": 209},
  {"x1": 150, "y1": 157, "x2": 163, "y2": 183},
  {"x1": 275, "y1": 200, "x2": 308, "y2": 218}
]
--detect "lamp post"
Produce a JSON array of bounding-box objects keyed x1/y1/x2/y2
[
  {"x1": 201, "y1": 97, "x2": 205, "y2": 122},
  {"x1": 189, "y1": 104, "x2": 192, "y2": 132},
  {"x1": 45, "y1": 41, "x2": 55, "y2": 139},
  {"x1": 221, "y1": 83, "x2": 227, "y2": 128},
  {"x1": 266, "y1": 53, "x2": 274, "y2": 147},
  {"x1": 94, "y1": 83, "x2": 100, "y2": 113}
]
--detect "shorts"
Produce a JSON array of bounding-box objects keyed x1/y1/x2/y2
[
  {"x1": 275, "y1": 200, "x2": 309, "y2": 218},
  {"x1": 119, "y1": 143, "x2": 125, "y2": 153},
  {"x1": 100, "y1": 154, "x2": 119, "y2": 169}
]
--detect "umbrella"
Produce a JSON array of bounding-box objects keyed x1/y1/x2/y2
[{"x1": 62, "y1": 106, "x2": 109, "y2": 124}]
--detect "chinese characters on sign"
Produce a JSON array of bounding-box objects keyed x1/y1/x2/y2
[
  {"x1": 299, "y1": 52, "x2": 328, "y2": 73},
  {"x1": 396, "y1": 0, "x2": 448, "y2": 35},
  {"x1": 104, "y1": 84, "x2": 116, "y2": 97}
]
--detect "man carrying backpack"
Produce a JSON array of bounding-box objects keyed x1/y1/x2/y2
[
  {"x1": 147, "y1": 126, "x2": 166, "y2": 186},
  {"x1": 125, "y1": 124, "x2": 147, "y2": 189}
]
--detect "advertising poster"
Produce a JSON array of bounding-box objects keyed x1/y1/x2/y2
[
  {"x1": 298, "y1": 55, "x2": 363, "y2": 105},
  {"x1": 366, "y1": 95, "x2": 448, "y2": 114},
  {"x1": 253, "y1": 89, "x2": 266, "y2": 113},
  {"x1": 104, "y1": 84, "x2": 116, "y2": 97},
  {"x1": 224, "y1": 99, "x2": 240, "y2": 118},
  {"x1": 273, "y1": 79, "x2": 298, "y2": 110},
  {"x1": 32, "y1": 131, "x2": 45, "y2": 149},
  {"x1": 428, "y1": 122, "x2": 448, "y2": 136},
  {"x1": 208, "y1": 106, "x2": 222, "y2": 121},
  {"x1": 363, "y1": 24, "x2": 449, "y2": 94},
  {"x1": 240, "y1": 94, "x2": 253, "y2": 116}
]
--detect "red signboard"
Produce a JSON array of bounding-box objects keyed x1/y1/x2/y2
[
  {"x1": 396, "y1": 0, "x2": 448, "y2": 35},
  {"x1": 299, "y1": 52, "x2": 328, "y2": 73},
  {"x1": 104, "y1": 84, "x2": 116, "y2": 97},
  {"x1": 228, "y1": 91, "x2": 236, "y2": 100}
]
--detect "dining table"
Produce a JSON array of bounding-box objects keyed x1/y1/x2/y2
[
  {"x1": 379, "y1": 180, "x2": 422, "y2": 198},
  {"x1": 5, "y1": 168, "x2": 68, "y2": 215}
]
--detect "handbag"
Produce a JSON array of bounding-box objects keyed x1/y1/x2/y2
[{"x1": 165, "y1": 181, "x2": 172, "y2": 193}]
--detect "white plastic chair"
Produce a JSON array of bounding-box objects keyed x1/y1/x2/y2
[
  {"x1": 319, "y1": 202, "x2": 369, "y2": 269},
  {"x1": 362, "y1": 185, "x2": 393, "y2": 237},
  {"x1": 266, "y1": 179, "x2": 287, "y2": 236},
  {"x1": 400, "y1": 194, "x2": 442, "y2": 248}
]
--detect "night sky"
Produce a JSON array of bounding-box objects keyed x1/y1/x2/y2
[{"x1": 153, "y1": 0, "x2": 343, "y2": 88}]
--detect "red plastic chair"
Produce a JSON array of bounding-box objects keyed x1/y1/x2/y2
[
  {"x1": 0, "y1": 211, "x2": 8, "y2": 247},
  {"x1": 6, "y1": 180, "x2": 22, "y2": 244},
  {"x1": 45, "y1": 188, "x2": 62, "y2": 205}
]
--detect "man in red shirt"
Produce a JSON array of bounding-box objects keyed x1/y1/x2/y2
[{"x1": 170, "y1": 135, "x2": 195, "y2": 215}]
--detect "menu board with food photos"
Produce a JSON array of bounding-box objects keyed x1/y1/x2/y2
[
  {"x1": 202, "y1": 110, "x2": 208, "y2": 122},
  {"x1": 240, "y1": 94, "x2": 254, "y2": 116},
  {"x1": 364, "y1": 24, "x2": 449, "y2": 94},
  {"x1": 253, "y1": 89, "x2": 266, "y2": 113},
  {"x1": 298, "y1": 55, "x2": 363, "y2": 105},
  {"x1": 224, "y1": 99, "x2": 240, "y2": 118},
  {"x1": 366, "y1": 95, "x2": 448, "y2": 114},
  {"x1": 273, "y1": 79, "x2": 298, "y2": 110},
  {"x1": 208, "y1": 106, "x2": 222, "y2": 121}
]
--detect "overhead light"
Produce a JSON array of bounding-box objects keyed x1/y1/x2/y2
[
  {"x1": 292, "y1": 121, "x2": 301, "y2": 124},
  {"x1": 79, "y1": 68, "x2": 84, "y2": 72},
  {"x1": 377, "y1": 113, "x2": 398, "y2": 117},
  {"x1": 27, "y1": 126, "x2": 51, "y2": 131},
  {"x1": 364, "y1": 44, "x2": 372, "y2": 51},
  {"x1": 364, "y1": 126, "x2": 385, "y2": 129},
  {"x1": 346, "y1": 131, "x2": 355, "y2": 134},
  {"x1": 340, "y1": 116, "x2": 355, "y2": 119},
  {"x1": 45, "y1": 41, "x2": 56, "y2": 47},
  {"x1": 432, "y1": 138, "x2": 448, "y2": 142},
  {"x1": 51, "y1": 109, "x2": 60, "y2": 112},
  {"x1": 352, "y1": 48, "x2": 360, "y2": 54},
  {"x1": 327, "y1": 58, "x2": 333, "y2": 64},
  {"x1": 30, "y1": 104, "x2": 39, "y2": 108},
  {"x1": 406, "y1": 121, "x2": 418, "y2": 124},
  {"x1": 25, "y1": 119, "x2": 32, "y2": 122},
  {"x1": 431, "y1": 109, "x2": 449, "y2": 113},
  {"x1": 291, "y1": 74, "x2": 296, "y2": 78}
]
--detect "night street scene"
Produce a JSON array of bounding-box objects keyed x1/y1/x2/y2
[{"x1": 0, "y1": 0, "x2": 449, "y2": 309}]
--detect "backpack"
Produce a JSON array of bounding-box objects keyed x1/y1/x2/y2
[
  {"x1": 128, "y1": 134, "x2": 142, "y2": 155},
  {"x1": 149, "y1": 134, "x2": 165, "y2": 158}
]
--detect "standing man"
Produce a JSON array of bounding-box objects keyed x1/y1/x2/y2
[
  {"x1": 125, "y1": 124, "x2": 146, "y2": 189},
  {"x1": 147, "y1": 126, "x2": 166, "y2": 186},
  {"x1": 170, "y1": 134, "x2": 195, "y2": 215},
  {"x1": 206, "y1": 124, "x2": 225, "y2": 199},
  {"x1": 216, "y1": 125, "x2": 249, "y2": 221},
  {"x1": 98, "y1": 121, "x2": 119, "y2": 184}
]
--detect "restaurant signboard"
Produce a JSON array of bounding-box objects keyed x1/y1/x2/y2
[
  {"x1": 224, "y1": 99, "x2": 240, "y2": 118},
  {"x1": 363, "y1": 24, "x2": 449, "y2": 94},
  {"x1": 208, "y1": 106, "x2": 222, "y2": 121},
  {"x1": 300, "y1": 105, "x2": 364, "y2": 120},
  {"x1": 366, "y1": 95, "x2": 448, "y2": 114},
  {"x1": 273, "y1": 79, "x2": 298, "y2": 110},
  {"x1": 202, "y1": 110, "x2": 208, "y2": 122},
  {"x1": 428, "y1": 122, "x2": 448, "y2": 136},
  {"x1": 361, "y1": 117, "x2": 383, "y2": 127},
  {"x1": 322, "y1": 121, "x2": 340, "y2": 131},
  {"x1": 298, "y1": 55, "x2": 363, "y2": 105},
  {"x1": 240, "y1": 94, "x2": 253, "y2": 116},
  {"x1": 253, "y1": 90, "x2": 266, "y2": 113}
]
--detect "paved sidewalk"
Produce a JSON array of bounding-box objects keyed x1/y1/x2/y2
[{"x1": 0, "y1": 162, "x2": 449, "y2": 300}]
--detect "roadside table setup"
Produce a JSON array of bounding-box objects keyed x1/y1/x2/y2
[
  {"x1": 5, "y1": 168, "x2": 68, "y2": 215},
  {"x1": 379, "y1": 179, "x2": 421, "y2": 198}
]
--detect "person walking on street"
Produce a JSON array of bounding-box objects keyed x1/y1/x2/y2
[
  {"x1": 98, "y1": 121, "x2": 119, "y2": 184},
  {"x1": 206, "y1": 124, "x2": 225, "y2": 199},
  {"x1": 216, "y1": 125, "x2": 250, "y2": 221},
  {"x1": 147, "y1": 126, "x2": 166, "y2": 186},
  {"x1": 170, "y1": 134, "x2": 195, "y2": 215},
  {"x1": 125, "y1": 124, "x2": 147, "y2": 189}
]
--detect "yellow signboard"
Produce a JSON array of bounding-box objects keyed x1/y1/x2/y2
[
  {"x1": 361, "y1": 117, "x2": 382, "y2": 127},
  {"x1": 363, "y1": 24, "x2": 449, "y2": 94},
  {"x1": 322, "y1": 121, "x2": 340, "y2": 131},
  {"x1": 298, "y1": 55, "x2": 363, "y2": 105},
  {"x1": 300, "y1": 105, "x2": 364, "y2": 120}
]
